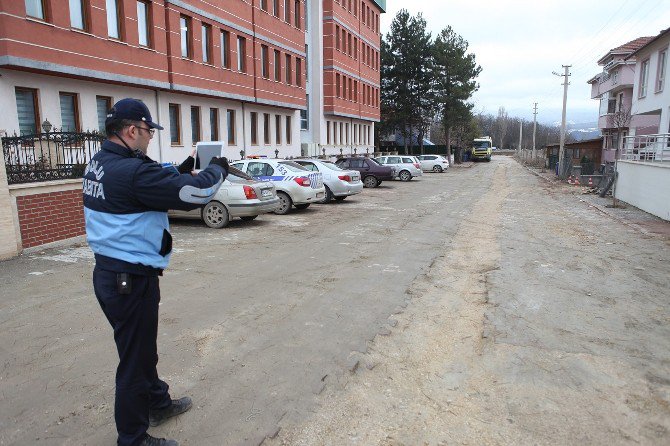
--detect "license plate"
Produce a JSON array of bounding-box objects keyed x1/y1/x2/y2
[
  {"x1": 316, "y1": 192, "x2": 324, "y2": 198},
  {"x1": 261, "y1": 189, "x2": 272, "y2": 197},
  {"x1": 352, "y1": 175, "x2": 359, "y2": 181}
]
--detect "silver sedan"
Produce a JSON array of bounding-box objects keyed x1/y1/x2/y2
[
  {"x1": 169, "y1": 167, "x2": 279, "y2": 228},
  {"x1": 294, "y1": 159, "x2": 364, "y2": 202}
]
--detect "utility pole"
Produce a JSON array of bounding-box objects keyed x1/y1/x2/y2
[
  {"x1": 553, "y1": 65, "x2": 571, "y2": 179},
  {"x1": 532, "y1": 102, "x2": 538, "y2": 160}
]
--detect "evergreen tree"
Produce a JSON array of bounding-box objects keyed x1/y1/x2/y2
[
  {"x1": 433, "y1": 26, "x2": 481, "y2": 164},
  {"x1": 380, "y1": 10, "x2": 433, "y2": 153}
]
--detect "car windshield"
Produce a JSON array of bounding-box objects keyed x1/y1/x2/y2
[
  {"x1": 278, "y1": 161, "x2": 309, "y2": 172},
  {"x1": 474, "y1": 141, "x2": 491, "y2": 148},
  {"x1": 227, "y1": 165, "x2": 253, "y2": 182},
  {"x1": 321, "y1": 161, "x2": 344, "y2": 171}
]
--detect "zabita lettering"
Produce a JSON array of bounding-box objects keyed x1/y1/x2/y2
[{"x1": 83, "y1": 178, "x2": 106, "y2": 199}]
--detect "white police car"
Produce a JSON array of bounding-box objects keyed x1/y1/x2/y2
[{"x1": 230, "y1": 159, "x2": 325, "y2": 214}]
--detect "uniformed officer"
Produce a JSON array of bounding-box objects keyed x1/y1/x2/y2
[{"x1": 83, "y1": 98, "x2": 229, "y2": 446}]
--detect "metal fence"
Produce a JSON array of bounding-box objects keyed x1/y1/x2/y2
[
  {"x1": 622, "y1": 133, "x2": 670, "y2": 162},
  {"x1": 2, "y1": 131, "x2": 104, "y2": 185}
]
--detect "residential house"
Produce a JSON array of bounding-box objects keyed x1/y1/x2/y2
[{"x1": 588, "y1": 36, "x2": 657, "y2": 163}]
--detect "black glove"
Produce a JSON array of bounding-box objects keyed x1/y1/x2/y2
[
  {"x1": 209, "y1": 156, "x2": 229, "y2": 172},
  {"x1": 177, "y1": 156, "x2": 195, "y2": 174}
]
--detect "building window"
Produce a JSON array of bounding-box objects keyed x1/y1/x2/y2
[
  {"x1": 180, "y1": 15, "x2": 191, "y2": 58},
  {"x1": 284, "y1": 0, "x2": 290, "y2": 23},
  {"x1": 15, "y1": 88, "x2": 39, "y2": 135},
  {"x1": 169, "y1": 104, "x2": 181, "y2": 145},
  {"x1": 275, "y1": 115, "x2": 281, "y2": 144},
  {"x1": 274, "y1": 49, "x2": 281, "y2": 81},
  {"x1": 345, "y1": 123, "x2": 349, "y2": 144},
  {"x1": 273, "y1": 0, "x2": 279, "y2": 17},
  {"x1": 286, "y1": 115, "x2": 292, "y2": 144},
  {"x1": 639, "y1": 59, "x2": 650, "y2": 98},
  {"x1": 353, "y1": 38, "x2": 358, "y2": 60},
  {"x1": 300, "y1": 95, "x2": 308, "y2": 130},
  {"x1": 202, "y1": 24, "x2": 212, "y2": 63},
  {"x1": 354, "y1": 80, "x2": 358, "y2": 102},
  {"x1": 106, "y1": 0, "x2": 121, "y2": 39},
  {"x1": 191, "y1": 106, "x2": 200, "y2": 144},
  {"x1": 294, "y1": 0, "x2": 300, "y2": 28},
  {"x1": 69, "y1": 0, "x2": 86, "y2": 30},
  {"x1": 137, "y1": 1, "x2": 150, "y2": 47},
  {"x1": 227, "y1": 109, "x2": 236, "y2": 145},
  {"x1": 305, "y1": 44, "x2": 309, "y2": 81},
  {"x1": 261, "y1": 45, "x2": 269, "y2": 78},
  {"x1": 335, "y1": 26, "x2": 340, "y2": 51},
  {"x1": 96, "y1": 96, "x2": 112, "y2": 134},
  {"x1": 339, "y1": 122, "x2": 343, "y2": 144},
  {"x1": 285, "y1": 54, "x2": 292, "y2": 85},
  {"x1": 221, "y1": 30, "x2": 230, "y2": 68},
  {"x1": 237, "y1": 36, "x2": 246, "y2": 72},
  {"x1": 25, "y1": 0, "x2": 46, "y2": 20},
  {"x1": 347, "y1": 34, "x2": 352, "y2": 57},
  {"x1": 59, "y1": 92, "x2": 79, "y2": 132},
  {"x1": 250, "y1": 112, "x2": 258, "y2": 145},
  {"x1": 263, "y1": 113, "x2": 271, "y2": 144},
  {"x1": 657, "y1": 49, "x2": 667, "y2": 92},
  {"x1": 260, "y1": 0, "x2": 268, "y2": 11},
  {"x1": 210, "y1": 108, "x2": 219, "y2": 141},
  {"x1": 295, "y1": 58, "x2": 302, "y2": 87},
  {"x1": 336, "y1": 73, "x2": 340, "y2": 98}
]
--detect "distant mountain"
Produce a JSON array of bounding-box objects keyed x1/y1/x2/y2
[{"x1": 551, "y1": 121, "x2": 601, "y2": 141}]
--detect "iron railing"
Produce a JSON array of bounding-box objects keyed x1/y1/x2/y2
[
  {"x1": 2, "y1": 131, "x2": 104, "y2": 185},
  {"x1": 622, "y1": 133, "x2": 670, "y2": 162}
]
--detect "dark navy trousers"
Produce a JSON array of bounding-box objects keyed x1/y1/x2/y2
[{"x1": 93, "y1": 267, "x2": 172, "y2": 446}]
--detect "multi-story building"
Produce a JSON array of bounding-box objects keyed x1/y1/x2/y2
[
  {"x1": 588, "y1": 36, "x2": 658, "y2": 162},
  {"x1": 0, "y1": 0, "x2": 384, "y2": 163},
  {"x1": 301, "y1": 0, "x2": 384, "y2": 157},
  {"x1": 0, "y1": 0, "x2": 310, "y2": 162},
  {"x1": 627, "y1": 27, "x2": 670, "y2": 136}
]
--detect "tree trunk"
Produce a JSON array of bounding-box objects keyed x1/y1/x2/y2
[
  {"x1": 446, "y1": 126, "x2": 454, "y2": 165},
  {"x1": 418, "y1": 128, "x2": 425, "y2": 155}
]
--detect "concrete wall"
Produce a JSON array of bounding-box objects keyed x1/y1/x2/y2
[
  {"x1": 0, "y1": 134, "x2": 22, "y2": 260},
  {"x1": 615, "y1": 160, "x2": 670, "y2": 221}
]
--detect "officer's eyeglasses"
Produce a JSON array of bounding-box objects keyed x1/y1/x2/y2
[{"x1": 136, "y1": 126, "x2": 155, "y2": 137}]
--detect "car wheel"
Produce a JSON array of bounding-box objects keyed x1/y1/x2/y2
[
  {"x1": 202, "y1": 201, "x2": 230, "y2": 228},
  {"x1": 320, "y1": 186, "x2": 333, "y2": 203},
  {"x1": 334, "y1": 196, "x2": 346, "y2": 201},
  {"x1": 432, "y1": 165, "x2": 443, "y2": 173},
  {"x1": 240, "y1": 215, "x2": 258, "y2": 221},
  {"x1": 295, "y1": 203, "x2": 310, "y2": 210},
  {"x1": 363, "y1": 176, "x2": 379, "y2": 188},
  {"x1": 273, "y1": 192, "x2": 292, "y2": 215},
  {"x1": 399, "y1": 170, "x2": 412, "y2": 181}
]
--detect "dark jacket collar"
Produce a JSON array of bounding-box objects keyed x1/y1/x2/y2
[{"x1": 102, "y1": 140, "x2": 135, "y2": 158}]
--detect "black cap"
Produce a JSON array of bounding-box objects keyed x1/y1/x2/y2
[{"x1": 106, "y1": 98, "x2": 164, "y2": 130}]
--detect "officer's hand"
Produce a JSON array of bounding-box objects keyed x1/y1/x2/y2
[{"x1": 210, "y1": 156, "x2": 229, "y2": 171}]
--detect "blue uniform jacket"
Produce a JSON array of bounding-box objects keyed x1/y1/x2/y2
[{"x1": 83, "y1": 141, "x2": 226, "y2": 273}]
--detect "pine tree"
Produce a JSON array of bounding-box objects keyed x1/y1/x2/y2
[{"x1": 433, "y1": 26, "x2": 481, "y2": 164}]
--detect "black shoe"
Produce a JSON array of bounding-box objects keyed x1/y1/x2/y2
[
  {"x1": 139, "y1": 434, "x2": 179, "y2": 446},
  {"x1": 149, "y1": 396, "x2": 193, "y2": 427}
]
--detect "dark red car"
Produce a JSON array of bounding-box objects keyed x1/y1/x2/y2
[{"x1": 335, "y1": 157, "x2": 395, "y2": 188}]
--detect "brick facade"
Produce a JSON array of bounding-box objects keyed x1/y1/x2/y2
[{"x1": 15, "y1": 189, "x2": 85, "y2": 249}]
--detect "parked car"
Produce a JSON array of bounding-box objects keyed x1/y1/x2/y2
[
  {"x1": 334, "y1": 157, "x2": 395, "y2": 188},
  {"x1": 169, "y1": 167, "x2": 279, "y2": 228},
  {"x1": 374, "y1": 155, "x2": 423, "y2": 181},
  {"x1": 230, "y1": 159, "x2": 325, "y2": 214},
  {"x1": 417, "y1": 154, "x2": 450, "y2": 173},
  {"x1": 294, "y1": 159, "x2": 363, "y2": 202}
]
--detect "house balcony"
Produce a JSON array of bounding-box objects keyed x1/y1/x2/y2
[{"x1": 590, "y1": 68, "x2": 634, "y2": 99}]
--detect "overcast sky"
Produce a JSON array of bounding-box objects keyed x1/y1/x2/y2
[{"x1": 379, "y1": 0, "x2": 670, "y2": 125}]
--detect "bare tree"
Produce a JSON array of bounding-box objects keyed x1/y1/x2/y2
[
  {"x1": 494, "y1": 106, "x2": 509, "y2": 150},
  {"x1": 608, "y1": 105, "x2": 632, "y2": 157}
]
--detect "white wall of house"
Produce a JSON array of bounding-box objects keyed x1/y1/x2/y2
[
  {"x1": 630, "y1": 35, "x2": 670, "y2": 135},
  {"x1": 0, "y1": 69, "x2": 303, "y2": 165},
  {"x1": 615, "y1": 161, "x2": 670, "y2": 221}
]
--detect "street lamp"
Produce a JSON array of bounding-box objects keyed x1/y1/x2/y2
[
  {"x1": 41, "y1": 119, "x2": 52, "y2": 134},
  {"x1": 274, "y1": 148, "x2": 279, "y2": 158},
  {"x1": 240, "y1": 149, "x2": 245, "y2": 160}
]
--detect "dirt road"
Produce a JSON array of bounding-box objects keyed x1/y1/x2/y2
[{"x1": 0, "y1": 157, "x2": 668, "y2": 445}]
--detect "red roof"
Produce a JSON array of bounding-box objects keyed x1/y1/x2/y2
[{"x1": 598, "y1": 36, "x2": 655, "y2": 64}]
